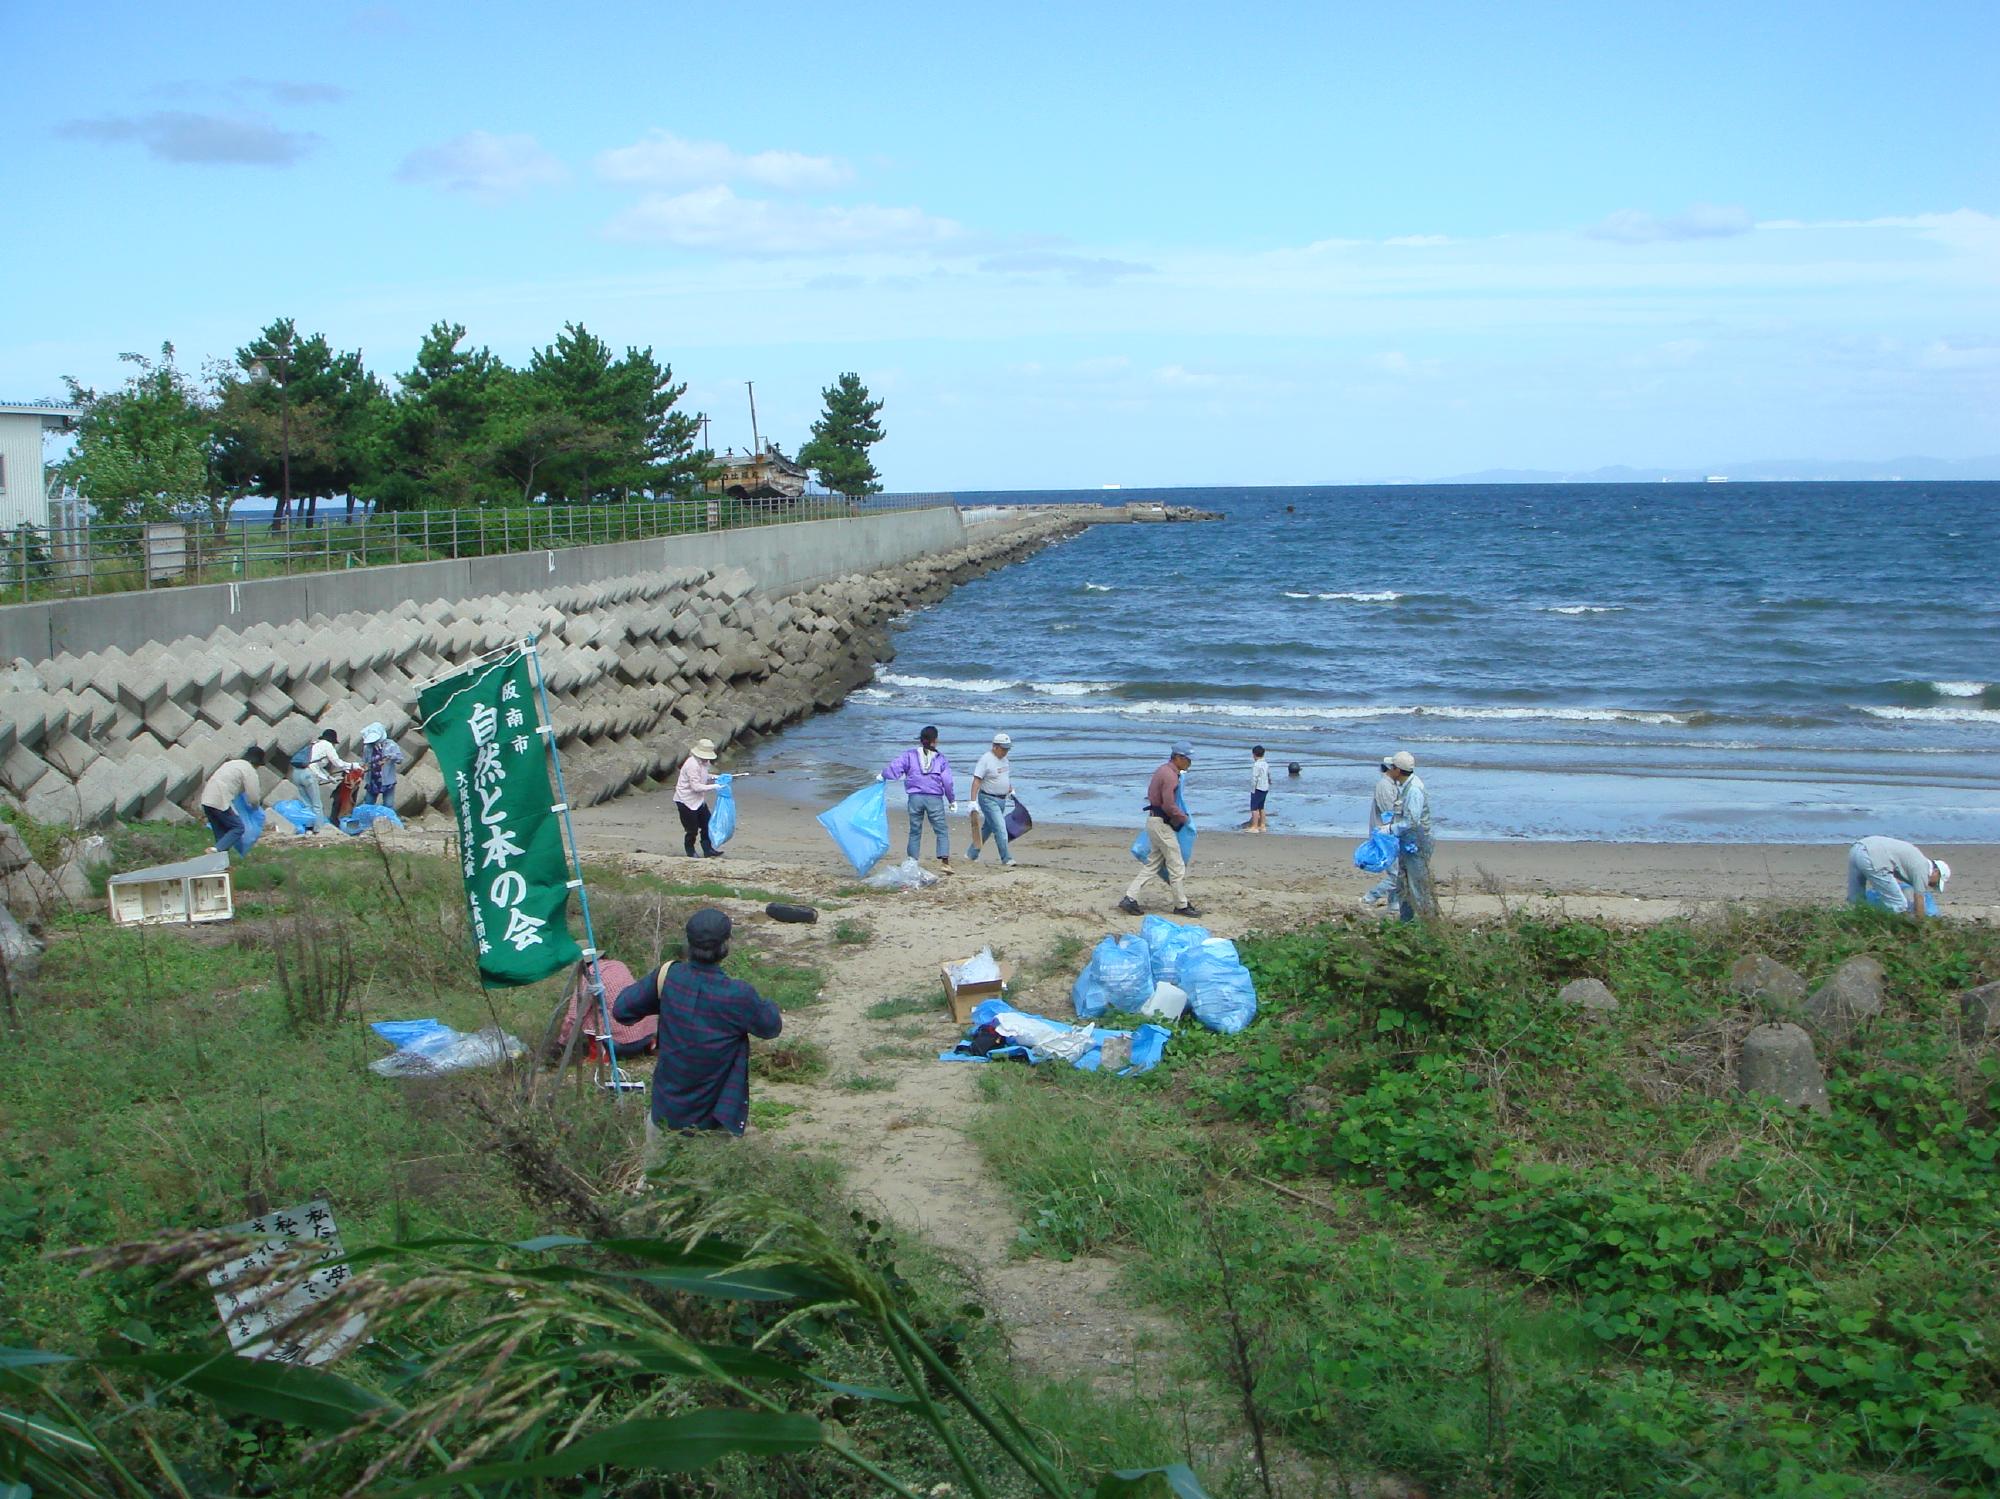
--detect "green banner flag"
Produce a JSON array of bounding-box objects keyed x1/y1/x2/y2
[{"x1": 418, "y1": 649, "x2": 581, "y2": 987}]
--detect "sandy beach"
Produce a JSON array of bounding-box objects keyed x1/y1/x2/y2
[{"x1": 572, "y1": 775, "x2": 2000, "y2": 926}]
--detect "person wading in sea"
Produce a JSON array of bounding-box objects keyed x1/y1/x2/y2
[
  {"x1": 1384, "y1": 750, "x2": 1436, "y2": 920},
  {"x1": 1120, "y1": 741, "x2": 1201, "y2": 918}
]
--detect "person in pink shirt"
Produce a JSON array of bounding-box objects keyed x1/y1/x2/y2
[{"x1": 675, "y1": 738, "x2": 723, "y2": 858}]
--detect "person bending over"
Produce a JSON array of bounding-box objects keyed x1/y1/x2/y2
[
  {"x1": 200, "y1": 746, "x2": 266, "y2": 858},
  {"x1": 613, "y1": 908, "x2": 781, "y2": 1144},
  {"x1": 1846, "y1": 835, "x2": 1948, "y2": 922}
]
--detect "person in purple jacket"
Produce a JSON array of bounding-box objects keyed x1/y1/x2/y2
[
  {"x1": 613, "y1": 908, "x2": 782, "y2": 1146},
  {"x1": 882, "y1": 725, "x2": 957, "y2": 874}
]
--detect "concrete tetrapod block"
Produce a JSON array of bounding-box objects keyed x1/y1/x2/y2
[
  {"x1": 197, "y1": 687, "x2": 249, "y2": 731},
  {"x1": 143, "y1": 698, "x2": 197, "y2": 748},
  {"x1": 1728, "y1": 954, "x2": 1806, "y2": 1006},
  {"x1": 1737, "y1": 1023, "x2": 1830, "y2": 1115},
  {"x1": 2, "y1": 743, "x2": 53, "y2": 798},
  {"x1": 244, "y1": 681, "x2": 292, "y2": 724},
  {"x1": 1803, "y1": 955, "x2": 1886, "y2": 1049},
  {"x1": 39, "y1": 732, "x2": 100, "y2": 782}
]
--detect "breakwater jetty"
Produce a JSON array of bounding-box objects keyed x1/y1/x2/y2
[{"x1": 0, "y1": 507, "x2": 1093, "y2": 834}]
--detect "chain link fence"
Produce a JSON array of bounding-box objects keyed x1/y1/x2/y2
[{"x1": 2, "y1": 492, "x2": 958, "y2": 602}]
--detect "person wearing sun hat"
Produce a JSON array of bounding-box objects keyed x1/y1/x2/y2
[
  {"x1": 359, "y1": 722, "x2": 406, "y2": 808},
  {"x1": 1383, "y1": 750, "x2": 1436, "y2": 921},
  {"x1": 966, "y1": 731, "x2": 1019, "y2": 867},
  {"x1": 674, "y1": 737, "x2": 724, "y2": 859},
  {"x1": 1846, "y1": 835, "x2": 1949, "y2": 921}
]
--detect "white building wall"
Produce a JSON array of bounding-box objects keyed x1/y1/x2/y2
[{"x1": 0, "y1": 414, "x2": 50, "y2": 530}]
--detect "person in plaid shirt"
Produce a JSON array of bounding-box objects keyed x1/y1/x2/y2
[{"x1": 613, "y1": 908, "x2": 781, "y2": 1139}]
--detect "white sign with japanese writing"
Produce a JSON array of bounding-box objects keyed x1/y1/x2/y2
[{"x1": 205, "y1": 1197, "x2": 366, "y2": 1366}]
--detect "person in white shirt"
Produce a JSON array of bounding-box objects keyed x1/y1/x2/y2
[
  {"x1": 966, "y1": 731, "x2": 1018, "y2": 868},
  {"x1": 294, "y1": 730, "x2": 354, "y2": 831},
  {"x1": 200, "y1": 746, "x2": 267, "y2": 858},
  {"x1": 1846, "y1": 836, "x2": 1948, "y2": 920},
  {"x1": 1249, "y1": 744, "x2": 1272, "y2": 833}
]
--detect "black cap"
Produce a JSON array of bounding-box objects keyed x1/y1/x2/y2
[
  {"x1": 919, "y1": 725, "x2": 939, "y2": 742},
  {"x1": 686, "y1": 907, "x2": 732, "y2": 950},
  {"x1": 319, "y1": 729, "x2": 338, "y2": 741}
]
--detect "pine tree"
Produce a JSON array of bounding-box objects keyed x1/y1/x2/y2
[{"x1": 796, "y1": 372, "x2": 885, "y2": 496}]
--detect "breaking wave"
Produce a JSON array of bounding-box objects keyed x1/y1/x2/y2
[
  {"x1": 1281, "y1": 589, "x2": 1403, "y2": 603},
  {"x1": 1859, "y1": 704, "x2": 2000, "y2": 725},
  {"x1": 1543, "y1": 604, "x2": 1626, "y2": 615}
]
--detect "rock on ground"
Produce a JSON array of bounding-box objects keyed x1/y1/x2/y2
[
  {"x1": 1557, "y1": 977, "x2": 1618, "y2": 1013},
  {"x1": 1803, "y1": 955, "x2": 1885, "y2": 1049},
  {"x1": 1728, "y1": 953, "x2": 1806, "y2": 1006},
  {"x1": 1737, "y1": 1022, "x2": 1830, "y2": 1115}
]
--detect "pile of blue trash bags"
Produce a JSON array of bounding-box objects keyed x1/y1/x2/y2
[
  {"x1": 942, "y1": 997, "x2": 1170, "y2": 1076},
  {"x1": 271, "y1": 799, "x2": 406, "y2": 837},
  {"x1": 1071, "y1": 914, "x2": 1258, "y2": 1035}
]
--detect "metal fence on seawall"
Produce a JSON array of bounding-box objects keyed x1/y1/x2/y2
[{"x1": 2, "y1": 492, "x2": 959, "y2": 602}]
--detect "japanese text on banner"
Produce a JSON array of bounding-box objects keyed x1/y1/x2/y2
[{"x1": 417, "y1": 649, "x2": 581, "y2": 987}]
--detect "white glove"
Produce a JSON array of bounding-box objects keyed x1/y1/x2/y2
[{"x1": 947, "y1": 800, "x2": 959, "y2": 814}]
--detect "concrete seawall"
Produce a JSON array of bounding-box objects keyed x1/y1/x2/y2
[
  {"x1": 0, "y1": 507, "x2": 977, "y2": 663},
  {"x1": 0, "y1": 507, "x2": 1090, "y2": 848}
]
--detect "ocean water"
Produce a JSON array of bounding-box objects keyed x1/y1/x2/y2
[{"x1": 740, "y1": 484, "x2": 2000, "y2": 844}]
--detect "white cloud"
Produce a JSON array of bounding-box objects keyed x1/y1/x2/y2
[
  {"x1": 1155, "y1": 363, "x2": 1219, "y2": 388},
  {"x1": 603, "y1": 184, "x2": 962, "y2": 255},
  {"x1": 57, "y1": 111, "x2": 320, "y2": 166},
  {"x1": 1585, "y1": 203, "x2": 1753, "y2": 244},
  {"x1": 396, "y1": 131, "x2": 569, "y2": 198},
  {"x1": 978, "y1": 250, "x2": 1154, "y2": 285},
  {"x1": 597, "y1": 130, "x2": 851, "y2": 193}
]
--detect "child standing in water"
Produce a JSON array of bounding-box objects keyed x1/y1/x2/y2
[{"x1": 1249, "y1": 745, "x2": 1271, "y2": 833}]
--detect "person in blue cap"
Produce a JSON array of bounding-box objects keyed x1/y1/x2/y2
[{"x1": 1119, "y1": 741, "x2": 1200, "y2": 918}]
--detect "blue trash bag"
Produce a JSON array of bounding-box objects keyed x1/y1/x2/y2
[
  {"x1": 232, "y1": 792, "x2": 267, "y2": 854},
  {"x1": 1141, "y1": 913, "x2": 1211, "y2": 983},
  {"x1": 272, "y1": 797, "x2": 326, "y2": 833},
  {"x1": 1005, "y1": 797, "x2": 1032, "y2": 841},
  {"x1": 338, "y1": 804, "x2": 405, "y2": 837},
  {"x1": 709, "y1": 773, "x2": 737, "y2": 847},
  {"x1": 1072, "y1": 933, "x2": 1154, "y2": 1018},
  {"x1": 1181, "y1": 938, "x2": 1258, "y2": 1034},
  {"x1": 817, "y1": 780, "x2": 891, "y2": 875},
  {"x1": 1864, "y1": 887, "x2": 1938, "y2": 916},
  {"x1": 1354, "y1": 828, "x2": 1400, "y2": 873}
]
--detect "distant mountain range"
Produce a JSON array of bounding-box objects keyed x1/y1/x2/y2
[{"x1": 1409, "y1": 456, "x2": 2000, "y2": 485}]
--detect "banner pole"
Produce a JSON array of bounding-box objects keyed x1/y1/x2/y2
[{"x1": 523, "y1": 634, "x2": 630, "y2": 1097}]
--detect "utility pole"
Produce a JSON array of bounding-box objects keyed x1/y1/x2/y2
[{"x1": 745, "y1": 381, "x2": 761, "y2": 454}]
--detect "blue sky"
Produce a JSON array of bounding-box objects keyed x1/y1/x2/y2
[{"x1": 6, "y1": 0, "x2": 1997, "y2": 488}]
